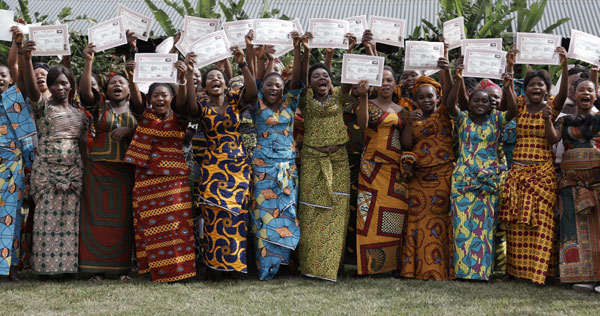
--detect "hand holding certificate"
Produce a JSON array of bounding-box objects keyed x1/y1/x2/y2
[
  {"x1": 341, "y1": 54, "x2": 385, "y2": 86},
  {"x1": 443, "y1": 17, "x2": 465, "y2": 50},
  {"x1": 515, "y1": 32, "x2": 561, "y2": 65},
  {"x1": 463, "y1": 49, "x2": 507, "y2": 80},
  {"x1": 117, "y1": 5, "x2": 153, "y2": 41},
  {"x1": 461, "y1": 38, "x2": 502, "y2": 55},
  {"x1": 253, "y1": 19, "x2": 295, "y2": 46},
  {"x1": 308, "y1": 19, "x2": 349, "y2": 49},
  {"x1": 29, "y1": 24, "x2": 70, "y2": 56},
  {"x1": 176, "y1": 16, "x2": 220, "y2": 55},
  {"x1": 344, "y1": 16, "x2": 367, "y2": 42},
  {"x1": 404, "y1": 41, "x2": 444, "y2": 70},
  {"x1": 0, "y1": 10, "x2": 14, "y2": 42},
  {"x1": 568, "y1": 30, "x2": 600, "y2": 67},
  {"x1": 133, "y1": 53, "x2": 178, "y2": 84},
  {"x1": 369, "y1": 16, "x2": 405, "y2": 48},
  {"x1": 189, "y1": 30, "x2": 232, "y2": 68},
  {"x1": 88, "y1": 17, "x2": 127, "y2": 52}
]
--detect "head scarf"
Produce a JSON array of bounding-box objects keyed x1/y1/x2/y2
[
  {"x1": 229, "y1": 75, "x2": 244, "y2": 89},
  {"x1": 412, "y1": 75, "x2": 442, "y2": 98},
  {"x1": 476, "y1": 79, "x2": 501, "y2": 91}
]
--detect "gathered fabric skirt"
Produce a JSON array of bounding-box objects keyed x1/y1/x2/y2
[
  {"x1": 0, "y1": 152, "x2": 25, "y2": 275},
  {"x1": 401, "y1": 162, "x2": 454, "y2": 280}
]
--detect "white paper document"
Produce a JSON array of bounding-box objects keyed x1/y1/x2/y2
[
  {"x1": 404, "y1": 41, "x2": 444, "y2": 70},
  {"x1": 461, "y1": 38, "x2": 503, "y2": 55},
  {"x1": 443, "y1": 17, "x2": 465, "y2": 50},
  {"x1": 253, "y1": 19, "x2": 295, "y2": 46},
  {"x1": 29, "y1": 24, "x2": 70, "y2": 56},
  {"x1": 308, "y1": 19, "x2": 349, "y2": 49},
  {"x1": 223, "y1": 20, "x2": 254, "y2": 48},
  {"x1": 88, "y1": 17, "x2": 127, "y2": 52},
  {"x1": 133, "y1": 53, "x2": 178, "y2": 84},
  {"x1": 176, "y1": 16, "x2": 220, "y2": 55},
  {"x1": 189, "y1": 30, "x2": 232, "y2": 68},
  {"x1": 369, "y1": 16, "x2": 405, "y2": 48},
  {"x1": 341, "y1": 54, "x2": 385, "y2": 86},
  {"x1": 463, "y1": 49, "x2": 507, "y2": 80},
  {"x1": 117, "y1": 5, "x2": 153, "y2": 41},
  {"x1": 515, "y1": 32, "x2": 561, "y2": 65},
  {"x1": 344, "y1": 15, "x2": 367, "y2": 42},
  {"x1": 567, "y1": 30, "x2": 600, "y2": 67},
  {"x1": 0, "y1": 10, "x2": 14, "y2": 42}
]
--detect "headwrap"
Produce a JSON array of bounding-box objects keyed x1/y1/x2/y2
[
  {"x1": 412, "y1": 75, "x2": 442, "y2": 98},
  {"x1": 476, "y1": 79, "x2": 501, "y2": 91},
  {"x1": 229, "y1": 75, "x2": 245, "y2": 89}
]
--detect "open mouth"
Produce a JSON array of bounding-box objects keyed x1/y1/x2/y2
[
  {"x1": 210, "y1": 82, "x2": 222, "y2": 92},
  {"x1": 37, "y1": 80, "x2": 45, "y2": 85},
  {"x1": 268, "y1": 90, "x2": 278, "y2": 97},
  {"x1": 113, "y1": 87, "x2": 123, "y2": 95}
]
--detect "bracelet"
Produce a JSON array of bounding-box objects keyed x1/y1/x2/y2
[
  {"x1": 238, "y1": 61, "x2": 248, "y2": 68},
  {"x1": 506, "y1": 71, "x2": 514, "y2": 75},
  {"x1": 15, "y1": 41, "x2": 22, "y2": 46},
  {"x1": 177, "y1": 78, "x2": 187, "y2": 86},
  {"x1": 17, "y1": 52, "x2": 23, "y2": 55}
]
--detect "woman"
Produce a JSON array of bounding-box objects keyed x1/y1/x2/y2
[
  {"x1": 499, "y1": 47, "x2": 568, "y2": 284},
  {"x1": 124, "y1": 58, "x2": 197, "y2": 282},
  {"x1": 186, "y1": 47, "x2": 257, "y2": 275},
  {"x1": 401, "y1": 74, "x2": 455, "y2": 280},
  {"x1": 447, "y1": 66, "x2": 517, "y2": 281},
  {"x1": 555, "y1": 77, "x2": 600, "y2": 289},
  {"x1": 78, "y1": 44, "x2": 137, "y2": 281},
  {"x1": 250, "y1": 31, "x2": 303, "y2": 280},
  {"x1": 297, "y1": 33, "x2": 351, "y2": 282},
  {"x1": 355, "y1": 67, "x2": 413, "y2": 276},
  {"x1": 20, "y1": 41, "x2": 88, "y2": 277}
]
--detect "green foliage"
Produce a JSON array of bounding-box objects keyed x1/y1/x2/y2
[{"x1": 220, "y1": 0, "x2": 249, "y2": 22}]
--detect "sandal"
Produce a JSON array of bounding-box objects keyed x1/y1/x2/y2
[
  {"x1": 119, "y1": 275, "x2": 132, "y2": 282},
  {"x1": 88, "y1": 274, "x2": 103, "y2": 283}
]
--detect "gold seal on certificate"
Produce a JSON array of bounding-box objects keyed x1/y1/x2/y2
[
  {"x1": 404, "y1": 41, "x2": 444, "y2": 71},
  {"x1": 117, "y1": 5, "x2": 153, "y2": 41},
  {"x1": 515, "y1": 32, "x2": 561, "y2": 65},
  {"x1": 29, "y1": 24, "x2": 70, "y2": 56},
  {"x1": 133, "y1": 53, "x2": 178, "y2": 84},
  {"x1": 341, "y1": 54, "x2": 385, "y2": 87},
  {"x1": 88, "y1": 17, "x2": 127, "y2": 52},
  {"x1": 463, "y1": 49, "x2": 507, "y2": 80}
]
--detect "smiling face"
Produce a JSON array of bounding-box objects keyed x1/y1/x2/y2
[
  {"x1": 400, "y1": 70, "x2": 420, "y2": 92},
  {"x1": 415, "y1": 85, "x2": 438, "y2": 114},
  {"x1": 377, "y1": 69, "x2": 396, "y2": 99},
  {"x1": 262, "y1": 75, "x2": 285, "y2": 106},
  {"x1": 106, "y1": 75, "x2": 130, "y2": 102},
  {"x1": 48, "y1": 73, "x2": 71, "y2": 101},
  {"x1": 486, "y1": 86, "x2": 502, "y2": 110},
  {"x1": 309, "y1": 67, "x2": 331, "y2": 97},
  {"x1": 205, "y1": 69, "x2": 226, "y2": 97},
  {"x1": 469, "y1": 90, "x2": 491, "y2": 117},
  {"x1": 193, "y1": 68, "x2": 201, "y2": 87},
  {"x1": 574, "y1": 80, "x2": 597, "y2": 113},
  {"x1": 150, "y1": 85, "x2": 173, "y2": 117},
  {"x1": 34, "y1": 67, "x2": 49, "y2": 93},
  {"x1": 196, "y1": 85, "x2": 208, "y2": 99},
  {"x1": 0, "y1": 66, "x2": 12, "y2": 93},
  {"x1": 525, "y1": 76, "x2": 548, "y2": 104}
]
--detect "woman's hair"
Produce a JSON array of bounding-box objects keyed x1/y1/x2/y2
[
  {"x1": 33, "y1": 62, "x2": 49, "y2": 72},
  {"x1": 382, "y1": 65, "x2": 397, "y2": 84},
  {"x1": 46, "y1": 66, "x2": 75, "y2": 89},
  {"x1": 468, "y1": 88, "x2": 490, "y2": 102},
  {"x1": 148, "y1": 82, "x2": 175, "y2": 97},
  {"x1": 103, "y1": 74, "x2": 129, "y2": 92},
  {"x1": 76, "y1": 72, "x2": 101, "y2": 91},
  {"x1": 201, "y1": 68, "x2": 229, "y2": 88},
  {"x1": 0, "y1": 64, "x2": 12, "y2": 77},
  {"x1": 573, "y1": 78, "x2": 597, "y2": 91},
  {"x1": 523, "y1": 69, "x2": 551, "y2": 91},
  {"x1": 308, "y1": 63, "x2": 332, "y2": 82},
  {"x1": 264, "y1": 72, "x2": 285, "y2": 85}
]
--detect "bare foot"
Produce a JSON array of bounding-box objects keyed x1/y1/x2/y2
[{"x1": 9, "y1": 266, "x2": 19, "y2": 282}]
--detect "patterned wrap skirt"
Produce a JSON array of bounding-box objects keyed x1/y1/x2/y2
[{"x1": 0, "y1": 150, "x2": 25, "y2": 275}]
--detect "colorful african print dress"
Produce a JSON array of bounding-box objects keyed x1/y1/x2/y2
[
  {"x1": 30, "y1": 98, "x2": 86, "y2": 275},
  {"x1": 401, "y1": 102, "x2": 455, "y2": 280},
  {"x1": 555, "y1": 114, "x2": 600, "y2": 283},
  {"x1": 196, "y1": 90, "x2": 251, "y2": 273},
  {"x1": 297, "y1": 87, "x2": 350, "y2": 282},
  {"x1": 251, "y1": 82, "x2": 302, "y2": 280},
  {"x1": 451, "y1": 110, "x2": 507, "y2": 280},
  {"x1": 356, "y1": 104, "x2": 410, "y2": 275},
  {"x1": 0, "y1": 87, "x2": 27, "y2": 275},
  {"x1": 499, "y1": 96, "x2": 559, "y2": 284},
  {"x1": 80, "y1": 101, "x2": 137, "y2": 274},
  {"x1": 124, "y1": 108, "x2": 196, "y2": 282}
]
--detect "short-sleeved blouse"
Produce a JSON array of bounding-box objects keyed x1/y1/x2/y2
[
  {"x1": 299, "y1": 87, "x2": 349, "y2": 147},
  {"x1": 512, "y1": 95, "x2": 559, "y2": 162},
  {"x1": 411, "y1": 103, "x2": 455, "y2": 168}
]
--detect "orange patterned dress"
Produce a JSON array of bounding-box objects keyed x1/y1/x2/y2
[{"x1": 499, "y1": 96, "x2": 559, "y2": 284}]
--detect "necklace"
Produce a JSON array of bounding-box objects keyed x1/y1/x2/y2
[{"x1": 108, "y1": 101, "x2": 129, "y2": 128}]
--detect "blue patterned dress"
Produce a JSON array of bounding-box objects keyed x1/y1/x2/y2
[
  {"x1": 251, "y1": 82, "x2": 302, "y2": 280},
  {"x1": 451, "y1": 110, "x2": 507, "y2": 280}
]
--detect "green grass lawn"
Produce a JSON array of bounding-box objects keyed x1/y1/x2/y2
[{"x1": 2, "y1": 270, "x2": 600, "y2": 316}]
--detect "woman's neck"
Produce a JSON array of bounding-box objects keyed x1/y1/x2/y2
[
  {"x1": 469, "y1": 112, "x2": 489, "y2": 125},
  {"x1": 109, "y1": 98, "x2": 129, "y2": 110},
  {"x1": 313, "y1": 91, "x2": 330, "y2": 104},
  {"x1": 209, "y1": 94, "x2": 226, "y2": 107}
]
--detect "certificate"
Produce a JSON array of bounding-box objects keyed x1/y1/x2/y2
[
  {"x1": 0, "y1": 10, "x2": 14, "y2": 42},
  {"x1": 344, "y1": 15, "x2": 367, "y2": 42},
  {"x1": 443, "y1": 17, "x2": 465, "y2": 50},
  {"x1": 88, "y1": 17, "x2": 127, "y2": 52},
  {"x1": 515, "y1": 32, "x2": 561, "y2": 65},
  {"x1": 189, "y1": 30, "x2": 232, "y2": 68},
  {"x1": 308, "y1": 19, "x2": 349, "y2": 49},
  {"x1": 463, "y1": 49, "x2": 507, "y2": 80},
  {"x1": 175, "y1": 16, "x2": 220, "y2": 55},
  {"x1": 404, "y1": 41, "x2": 444, "y2": 70},
  {"x1": 15, "y1": 22, "x2": 42, "y2": 35},
  {"x1": 133, "y1": 53, "x2": 178, "y2": 84},
  {"x1": 29, "y1": 25, "x2": 70, "y2": 56},
  {"x1": 270, "y1": 20, "x2": 303, "y2": 58},
  {"x1": 461, "y1": 38, "x2": 502, "y2": 55},
  {"x1": 341, "y1": 54, "x2": 385, "y2": 86},
  {"x1": 117, "y1": 5, "x2": 153, "y2": 41},
  {"x1": 223, "y1": 20, "x2": 254, "y2": 48},
  {"x1": 369, "y1": 16, "x2": 405, "y2": 48},
  {"x1": 568, "y1": 30, "x2": 600, "y2": 67},
  {"x1": 253, "y1": 19, "x2": 295, "y2": 46}
]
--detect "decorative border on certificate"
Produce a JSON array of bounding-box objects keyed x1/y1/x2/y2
[
  {"x1": 515, "y1": 32, "x2": 561, "y2": 65},
  {"x1": 344, "y1": 15, "x2": 367, "y2": 42},
  {"x1": 253, "y1": 18, "x2": 295, "y2": 46},
  {"x1": 29, "y1": 24, "x2": 70, "y2": 56},
  {"x1": 567, "y1": 30, "x2": 600, "y2": 67},
  {"x1": 88, "y1": 16, "x2": 127, "y2": 52},
  {"x1": 308, "y1": 18, "x2": 349, "y2": 49},
  {"x1": 176, "y1": 16, "x2": 220, "y2": 55},
  {"x1": 341, "y1": 54, "x2": 385, "y2": 87},
  {"x1": 404, "y1": 41, "x2": 444, "y2": 71},
  {"x1": 189, "y1": 30, "x2": 232, "y2": 68},
  {"x1": 133, "y1": 53, "x2": 178, "y2": 84},
  {"x1": 223, "y1": 20, "x2": 254, "y2": 48},
  {"x1": 463, "y1": 48, "x2": 507, "y2": 80},
  {"x1": 369, "y1": 16, "x2": 405, "y2": 48},
  {"x1": 117, "y1": 5, "x2": 153, "y2": 41},
  {"x1": 461, "y1": 38, "x2": 503, "y2": 55},
  {"x1": 443, "y1": 17, "x2": 465, "y2": 50}
]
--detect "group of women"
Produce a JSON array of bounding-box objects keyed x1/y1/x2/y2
[{"x1": 1, "y1": 21, "x2": 600, "y2": 292}]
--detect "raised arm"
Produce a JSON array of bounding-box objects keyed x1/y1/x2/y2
[
  {"x1": 324, "y1": 48, "x2": 334, "y2": 72},
  {"x1": 301, "y1": 32, "x2": 313, "y2": 96},
  {"x1": 169, "y1": 31, "x2": 182, "y2": 54},
  {"x1": 245, "y1": 30, "x2": 256, "y2": 76},
  {"x1": 502, "y1": 73, "x2": 517, "y2": 121},
  {"x1": 19, "y1": 41, "x2": 41, "y2": 103},
  {"x1": 290, "y1": 31, "x2": 303, "y2": 90},
  {"x1": 591, "y1": 65, "x2": 598, "y2": 88},
  {"x1": 125, "y1": 60, "x2": 144, "y2": 114},
  {"x1": 341, "y1": 33, "x2": 357, "y2": 95},
  {"x1": 174, "y1": 60, "x2": 188, "y2": 115},
  {"x1": 231, "y1": 46, "x2": 257, "y2": 104},
  {"x1": 185, "y1": 52, "x2": 200, "y2": 117},
  {"x1": 264, "y1": 46, "x2": 276, "y2": 79},
  {"x1": 356, "y1": 80, "x2": 370, "y2": 130},
  {"x1": 542, "y1": 105, "x2": 561, "y2": 144},
  {"x1": 446, "y1": 67, "x2": 462, "y2": 118},
  {"x1": 79, "y1": 44, "x2": 97, "y2": 107},
  {"x1": 454, "y1": 55, "x2": 469, "y2": 110},
  {"x1": 362, "y1": 30, "x2": 375, "y2": 56},
  {"x1": 255, "y1": 45, "x2": 266, "y2": 82},
  {"x1": 439, "y1": 40, "x2": 453, "y2": 104},
  {"x1": 10, "y1": 26, "x2": 25, "y2": 94},
  {"x1": 553, "y1": 47, "x2": 569, "y2": 112}
]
